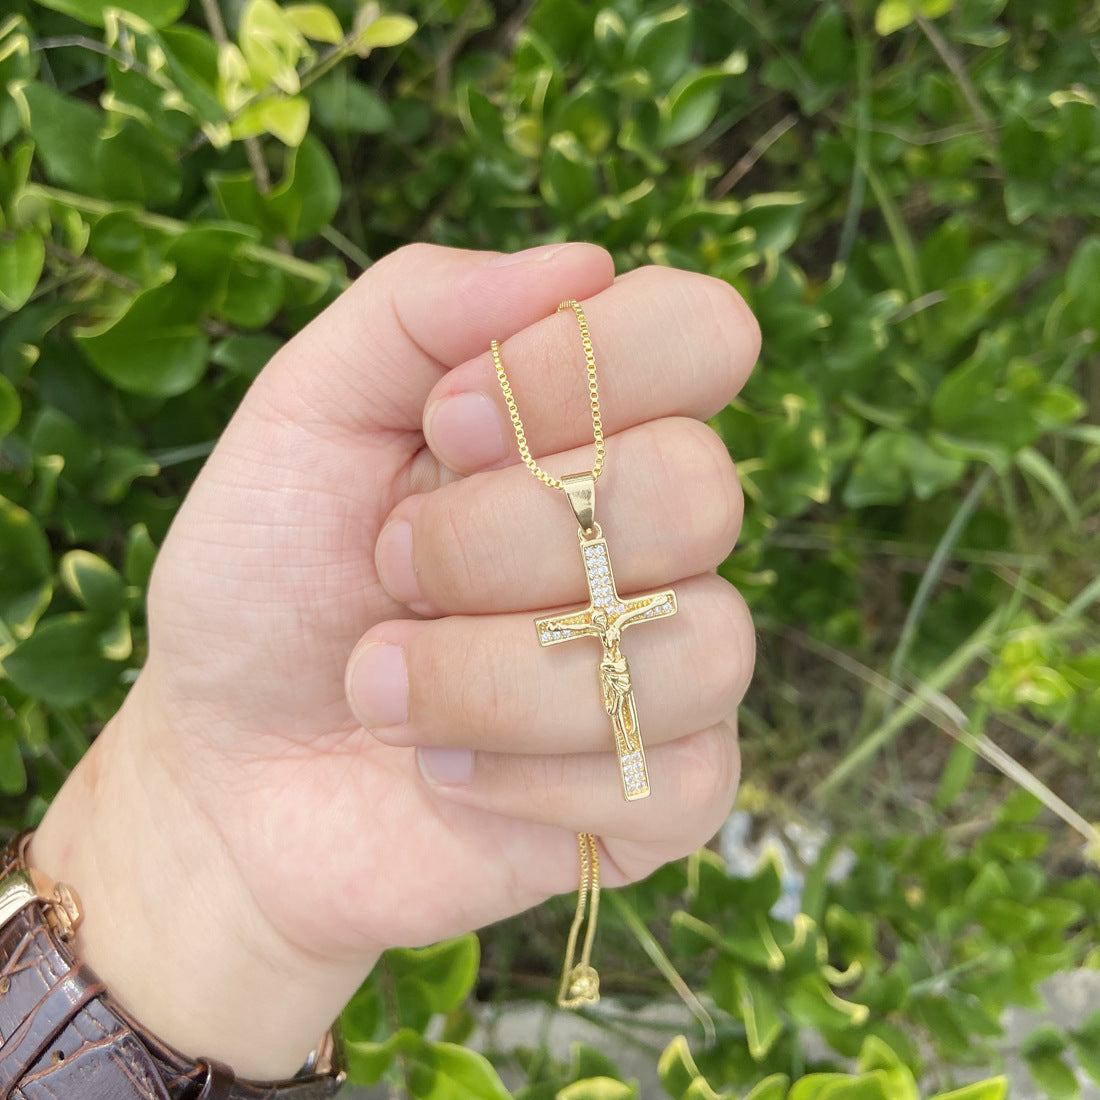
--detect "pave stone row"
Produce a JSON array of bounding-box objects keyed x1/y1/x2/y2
[
  {"x1": 621, "y1": 749, "x2": 647, "y2": 794},
  {"x1": 584, "y1": 544, "x2": 625, "y2": 613}
]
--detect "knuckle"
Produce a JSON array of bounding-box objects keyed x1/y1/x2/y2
[
  {"x1": 447, "y1": 627, "x2": 536, "y2": 739},
  {"x1": 388, "y1": 241, "x2": 441, "y2": 271},
  {"x1": 419, "y1": 494, "x2": 480, "y2": 603}
]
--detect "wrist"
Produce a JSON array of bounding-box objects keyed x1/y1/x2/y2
[{"x1": 29, "y1": 675, "x2": 370, "y2": 1080}]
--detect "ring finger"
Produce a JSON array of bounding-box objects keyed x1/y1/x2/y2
[{"x1": 346, "y1": 572, "x2": 754, "y2": 755}]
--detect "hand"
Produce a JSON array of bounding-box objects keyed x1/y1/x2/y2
[{"x1": 32, "y1": 243, "x2": 760, "y2": 1076}]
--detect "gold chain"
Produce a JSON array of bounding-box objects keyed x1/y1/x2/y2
[
  {"x1": 492, "y1": 298, "x2": 604, "y2": 1008},
  {"x1": 556, "y1": 833, "x2": 601, "y2": 1008},
  {"x1": 491, "y1": 300, "x2": 605, "y2": 490}
]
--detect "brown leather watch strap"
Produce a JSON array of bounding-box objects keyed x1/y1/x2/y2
[
  {"x1": 0, "y1": 956, "x2": 105, "y2": 1096},
  {"x1": 0, "y1": 833, "x2": 346, "y2": 1100}
]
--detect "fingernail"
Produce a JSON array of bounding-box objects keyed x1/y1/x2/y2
[
  {"x1": 375, "y1": 520, "x2": 421, "y2": 605},
  {"x1": 486, "y1": 243, "x2": 574, "y2": 267},
  {"x1": 417, "y1": 747, "x2": 474, "y2": 786},
  {"x1": 347, "y1": 644, "x2": 409, "y2": 728},
  {"x1": 424, "y1": 392, "x2": 508, "y2": 470}
]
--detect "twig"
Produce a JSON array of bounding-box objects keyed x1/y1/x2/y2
[
  {"x1": 198, "y1": 0, "x2": 273, "y2": 195},
  {"x1": 888, "y1": 467, "x2": 995, "y2": 683},
  {"x1": 914, "y1": 13, "x2": 997, "y2": 151},
  {"x1": 31, "y1": 185, "x2": 342, "y2": 287},
  {"x1": 836, "y1": 38, "x2": 871, "y2": 265},
  {"x1": 31, "y1": 35, "x2": 154, "y2": 79},
  {"x1": 768, "y1": 528, "x2": 1046, "y2": 570},
  {"x1": 782, "y1": 624, "x2": 1099, "y2": 851},
  {"x1": 712, "y1": 112, "x2": 798, "y2": 199},
  {"x1": 606, "y1": 893, "x2": 716, "y2": 1046},
  {"x1": 320, "y1": 225, "x2": 371, "y2": 272},
  {"x1": 43, "y1": 240, "x2": 140, "y2": 293},
  {"x1": 804, "y1": 608, "x2": 1003, "y2": 796}
]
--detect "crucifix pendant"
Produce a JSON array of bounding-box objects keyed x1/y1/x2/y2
[{"x1": 534, "y1": 474, "x2": 676, "y2": 801}]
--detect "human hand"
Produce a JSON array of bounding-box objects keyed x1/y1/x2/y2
[{"x1": 32, "y1": 243, "x2": 760, "y2": 1076}]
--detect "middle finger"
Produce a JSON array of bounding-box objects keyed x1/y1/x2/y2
[{"x1": 375, "y1": 416, "x2": 743, "y2": 617}]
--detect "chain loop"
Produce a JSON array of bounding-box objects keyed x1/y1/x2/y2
[{"x1": 491, "y1": 299, "x2": 605, "y2": 490}]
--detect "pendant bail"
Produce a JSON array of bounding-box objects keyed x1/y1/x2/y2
[{"x1": 562, "y1": 473, "x2": 597, "y2": 535}]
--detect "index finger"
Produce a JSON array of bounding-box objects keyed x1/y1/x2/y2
[{"x1": 421, "y1": 265, "x2": 761, "y2": 474}]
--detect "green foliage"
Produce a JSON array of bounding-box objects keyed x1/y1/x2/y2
[{"x1": 1, "y1": 0, "x2": 1097, "y2": 1094}]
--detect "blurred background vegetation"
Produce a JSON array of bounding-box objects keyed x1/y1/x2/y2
[{"x1": 1, "y1": 0, "x2": 1098, "y2": 1095}]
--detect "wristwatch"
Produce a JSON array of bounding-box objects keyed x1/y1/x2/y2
[{"x1": 0, "y1": 831, "x2": 347, "y2": 1099}]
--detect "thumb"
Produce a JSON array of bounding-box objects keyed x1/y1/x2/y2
[{"x1": 251, "y1": 242, "x2": 615, "y2": 434}]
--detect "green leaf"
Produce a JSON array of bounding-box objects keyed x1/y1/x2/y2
[
  {"x1": 94, "y1": 121, "x2": 181, "y2": 207},
  {"x1": 405, "y1": 1038, "x2": 512, "y2": 1100},
  {"x1": 0, "y1": 495, "x2": 52, "y2": 637},
  {"x1": 743, "y1": 1076, "x2": 790, "y2": 1100},
  {"x1": 927, "y1": 1078, "x2": 1007, "y2": 1100},
  {"x1": 735, "y1": 970, "x2": 785, "y2": 1061},
  {"x1": 31, "y1": 0, "x2": 187, "y2": 27},
  {"x1": 77, "y1": 282, "x2": 209, "y2": 397},
  {"x1": 266, "y1": 135, "x2": 341, "y2": 240},
  {"x1": 875, "y1": 0, "x2": 916, "y2": 34},
  {"x1": 17, "y1": 83, "x2": 101, "y2": 191},
  {"x1": 658, "y1": 1035, "x2": 726, "y2": 1100},
  {"x1": 875, "y1": 0, "x2": 953, "y2": 33},
  {"x1": 789, "y1": 1074, "x2": 886, "y2": 1100},
  {"x1": 219, "y1": 259, "x2": 284, "y2": 328},
  {"x1": 1071, "y1": 1011, "x2": 1100, "y2": 1084},
  {"x1": 310, "y1": 71, "x2": 393, "y2": 134},
  {"x1": 60, "y1": 550, "x2": 125, "y2": 616},
  {"x1": 627, "y1": 4, "x2": 692, "y2": 89},
  {"x1": 1016, "y1": 447, "x2": 1079, "y2": 525},
  {"x1": 904, "y1": 435, "x2": 967, "y2": 498},
  {"x1": 0, "y1": 228, "x2": 44, "y2": 311},
  {"x1": 246, "y1": 96, "x2": 311, "y2": 146},
  {"x1": 569, "y1": 1044, "x2": 621, "y2": 1081},
  {"x1": 540, "y1": 132, "x2": 598, "y2": 214},
  {"x1": 211, "y1": 334, "x2": 282, "y2": 380},
  {"x1": 285, "y1": 3, "x2": 343, "y2": 42},
  {"x1": 557, "y1": 1080, "x2": 638, "y2": 1100},
  {"x1": 1022, "y1": 1025, "x2": 1078, "y2": 1098},
  {"x1": 354, "y1": 12, "x2": 417, "y2": 55},
  {"x1": 661, "y1": 71, "x2": 726, "y2": 148},
  {"x1": 0, "y1": 374, "x2": 20, "y2": 438},
  {"x1": 459, "y1": 85, "x2": 508, "y2": 154},
  {"x1": 94, "y1": 446, "x2": 160, "y2": 504},
  {"x1": 739, "y1": 193, "x2": 806, "y2": 257},
  {"x1": 1065, "y1": 236, "x2": 1100, "y2": 332},
  {"x1": 931, "y1": 343, "x2": 1046, "y2": 459},
  {"x1": 844, "y1": 431, "x2": 909, "y2": 507},
  {"x1": 384, "y1": 934, "x2": 480, "y2": 1030},
  {"x1": 124, "y1": 523, "x2": 158, "y2": 590},
  {"x1": 2, "y1": 612, "x2": 124, "y2": 706},
  {"x1": 237, "y1": 0, "x2": 305, "y2": 90},
  {"x1": 0, "y1": 730, "x2": 27, "y2": 795},
  {"x1": 96, "y1": 608, "x2": 132, "y2": 661},
  {"x1": 802, "y1": 4, "x2": 852, "y2": 84}
]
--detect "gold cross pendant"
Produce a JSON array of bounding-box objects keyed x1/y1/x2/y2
[{"x1": 534, "y1": 475, "x2": 676, "y2": 801}]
